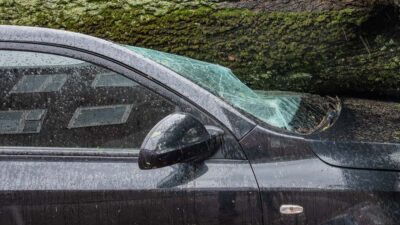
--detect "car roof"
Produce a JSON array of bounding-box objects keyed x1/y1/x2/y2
[{"x1": 0, "y1": 25, "x2": 255, "y2": 139}]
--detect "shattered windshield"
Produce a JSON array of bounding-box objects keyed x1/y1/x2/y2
[{"x1": 126, "y1": 46, "x2": 337, "y2": 134}]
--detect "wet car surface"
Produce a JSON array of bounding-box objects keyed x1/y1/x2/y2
[{"x1": 0, "y1": 26, "x2": 399, "y2": 225}]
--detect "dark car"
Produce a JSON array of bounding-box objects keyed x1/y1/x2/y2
[{"x1": 0, "y1": 26, "x2": 399, "y2": 225}]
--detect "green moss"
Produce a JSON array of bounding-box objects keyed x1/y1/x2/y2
[
  {"x1": 394, "y1": 131, "x2": 400, "y2": 140},
  {"x1": 1, "y1": 0, "x2": 399, "y2": 96}
]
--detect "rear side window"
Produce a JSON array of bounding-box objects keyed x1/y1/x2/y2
[{"x1": 0, "y1": 51, "x2": 178, "y2": 149}]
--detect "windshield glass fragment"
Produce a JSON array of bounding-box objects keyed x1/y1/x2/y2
[{"x1": 126, "y1": 46, "x2": 338, "y2": 134}]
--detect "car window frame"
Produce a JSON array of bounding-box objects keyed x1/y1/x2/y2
[{"x1": 0, "y1": 41, "x2": 247, "y2": 160}]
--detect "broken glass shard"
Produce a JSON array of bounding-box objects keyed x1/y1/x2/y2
[
  {"x1": 125, "y1": 45, "x2": 338, "y2": 134},
  {"x1": 68, "y1": 105, "x2": 133, "y2": 128},
  {"x1": 125, "y1": 46, "x2": 300, "y2": 130}
]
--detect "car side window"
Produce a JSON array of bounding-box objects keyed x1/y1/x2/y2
[{"x1": 0, "y1": 50, "x2": 179, "y2": 149}]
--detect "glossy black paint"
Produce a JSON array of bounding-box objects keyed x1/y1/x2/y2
[
  {"x1": 0, "y1": 25, "x2": 399, "y2": 225},
  {"x1": 139, "y1": 113, "x2": 223, "y2": 169}
]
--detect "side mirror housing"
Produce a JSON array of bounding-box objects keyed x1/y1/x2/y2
[{"x1": 138, "y1": 113, "x2": 223, "y2": 169}]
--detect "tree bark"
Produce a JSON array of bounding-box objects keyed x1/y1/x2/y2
[
  {"x1": 220, "y1": 0, "x2": 399, "y2": 11},
  {"x1": 1, "y1": 0, "x2": 399, "y2": 97}
]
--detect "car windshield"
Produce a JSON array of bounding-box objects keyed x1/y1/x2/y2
[{"x1": 125, "y1": 46, "x2": 335, "y2": 133}]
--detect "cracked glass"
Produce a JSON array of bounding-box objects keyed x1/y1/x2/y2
[{"x1": 126, "y1": 46, "x2": 337, "y2": 134}]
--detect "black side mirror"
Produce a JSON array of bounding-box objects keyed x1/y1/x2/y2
[{"x1": 138, "y1": 113, "x2": 223, "y2": 170}]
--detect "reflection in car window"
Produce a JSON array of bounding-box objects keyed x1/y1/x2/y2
[
  {"x1": 126, "y1": 46, "x2": 338, "y2": 134},
  {"x1": 68, "y1": 105, "x2": 133, "y2": 128},
  {"x1": 11, "y1": 74, "x2": 68, "y2": 93},
  {"x1": 0, "y1": 50, "x2": 178, "y2": 149},
  {"x1": 92, "y1": 73, "x2": 137, "y2": 87},
  {"x1": 0, "y1": 109, "x2": 46, "y2": 134}
]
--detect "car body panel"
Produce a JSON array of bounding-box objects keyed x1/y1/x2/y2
[
  {"x1": 310, "y1": 140, "x2": 400, "y2": 171},
  {"x1": 251, "y1": 91, "x2": 400, "y2": 172},
  {"x1": 240, "y1": 126, "x2": 400, "y2": 225},
  {"x1": 309, "y1": 97, "x2": 400, "y2": 171},
  {"x1": 0, "y1": 157, "x2": 262, "y2": 225}
]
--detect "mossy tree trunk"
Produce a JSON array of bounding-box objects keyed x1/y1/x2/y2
[
  {"x1": 220, "y1": 0, "x2": 399, "y2": 11},
  {"x1": 1, "y1": 0, "x2": 399, "y2": 97}
]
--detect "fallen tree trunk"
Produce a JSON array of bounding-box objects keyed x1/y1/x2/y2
[
  {"x1": 220, "y1": 0, "x2": 399, "y2": 11},
  {"x1": 1, "y1": 0, "x2": 399, "y2": 97}
]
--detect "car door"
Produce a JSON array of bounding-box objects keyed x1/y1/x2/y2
[
  {"x1": 0, "y1": 47, "x2": 262, "y2": 225},
  {"x1": 240, "y1": 126, "x2": 400, "y2": 225}
]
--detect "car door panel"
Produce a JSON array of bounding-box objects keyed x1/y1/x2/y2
[
  {"x1": 240, "y1": 126, "x2": 400, "y2": 225},
  {"x1": 0, "y1": 157, "x2": 262, "y2": 225},
  {"x1": 0, "y1": 46, "x2": 260, "y2": 225}
]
